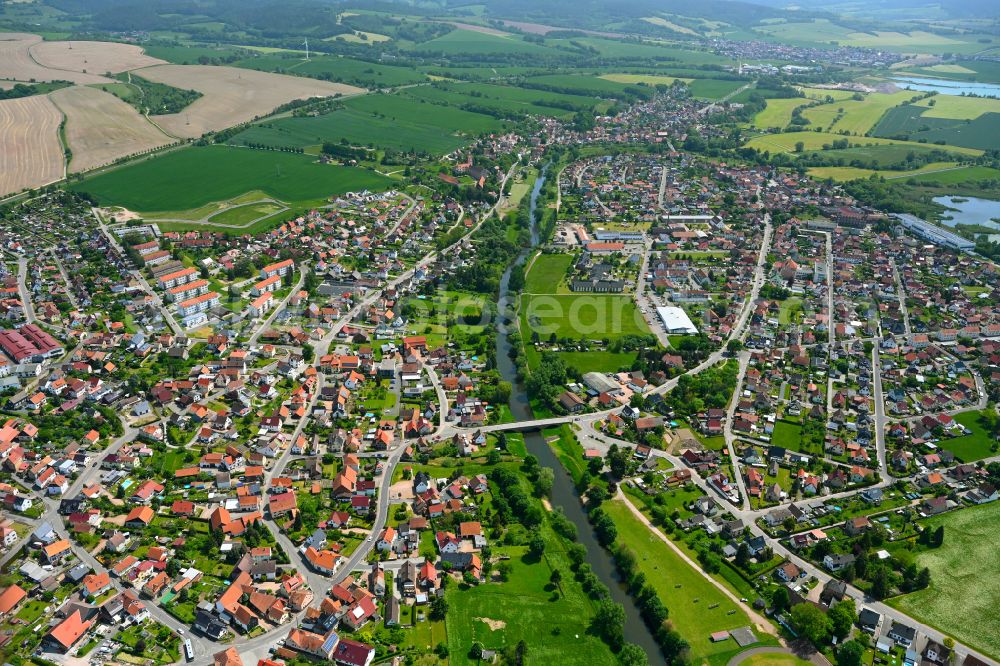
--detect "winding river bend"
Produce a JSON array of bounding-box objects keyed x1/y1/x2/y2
[{"x1": 493, "y1": 165, "x2": 662, "y2": 660}]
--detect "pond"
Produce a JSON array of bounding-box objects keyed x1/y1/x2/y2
[
  {"x1": 892, "y1": 75, "x2": 1000, "y2": 98},
  {"x1": 933, "y1": 195, "x2": 1000, "y2": 232}
]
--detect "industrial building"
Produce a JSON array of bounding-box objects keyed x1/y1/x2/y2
[{"x1": 656, "y1": 306, "x2": 699, "y2": 335}]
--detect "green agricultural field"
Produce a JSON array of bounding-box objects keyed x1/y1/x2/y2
[
  {"x1": 599, "y1": 73, "x2": 691, "y2": 86},
  {"x1": 687, "y1": 78, "x2": 746, "y2": 100},
  {"x1": 753, "y1": 98, "x2": 809, "y2": 129},
  {"x1": 141, "y1": 44, "x2": 250, "y2": 64},
  {"x1": 913, "y1": 95, "x2": 1000, "y2": 120},
  {"x1": 70, "y1": 146, "x2": 392, "y2": 212},
  {"x1": 799, "y1": 91, "x2": 915, "y2": 135},
  {"x1": 520, "y1": 294, "x2": 649, "y2": 340},
  {"x1": 744, "y1": 131, "x2": 982, "y2": 157},
  {"x1": 888, "y1": 501, "x2": 1000, "y2": 660},
  {"x1": 603, "y1": 499, "x2": 756, "y2": 666},
  {"x1": 753, "y1": 18, "x2": 995, "y2": 54},
  {"x1": 903, "y1": 59, "x2": 1000, "y2": 84},
  {"x1": 873, "y1": 104, "x2": 1000, "y2": 151},
  {"x1": 408, "y1": 29, "x2": 556, "y2": 56},
  {"x1": 399, "y1": 81, "x2": 604, "y2": 119},
  {"x1": 229, "y1": 93, "x2": 504, "y2": 155},
  {"x1": 524, "y1": 252, "x2": 573, "y2": 293},
  {"x1": 523, "y1": 74, "x2": 635, "y2": 97},
  {"x1": 233, "y1": 53, "x2": 429, "y2": 88},
  {"x1": 905, "y1": 165, "x2": 1000, "y2": 186},
  {"x1": 445, "y1": 524, "x2": 615, "y2": 665}
]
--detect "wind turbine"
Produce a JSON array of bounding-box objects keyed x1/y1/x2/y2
[{"x1": 303, "y1": 37, "x2": 310, "y2": 61}]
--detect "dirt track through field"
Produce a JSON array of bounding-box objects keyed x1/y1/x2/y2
[
  {"x1": 30, "y1": 40, "x2": 166, "y2": 76},
  {"x1": 135, "y1": 64, "x2": 365, "y2": 139},
  {"x1": 49, "y1": 85, "x2": 174, "y2": 173},
  {"x1": 0, "y1": 32, "x2": 109, "y2": 83},
  {"x1": 0, "y1": 94, "x2": 64, "y2": 196}
]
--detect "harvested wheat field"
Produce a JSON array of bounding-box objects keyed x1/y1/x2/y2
[
  {"x1": 134, "y1": 64, "x2": 364, "y2": 138},
  {"x1": 0, "y1": 94, "x2": 64, "y2": 196},
  {"x1": 30, "y1": 40, "x2": 166, "y2": 76},
  {"x1": 50, "y1": 86, "x2": 174, "y2": 173},
  {"x1": 0, "y1": 33, "x2": 109, "y2": 84}
]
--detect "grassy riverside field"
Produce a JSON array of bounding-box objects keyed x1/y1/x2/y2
[
  {"x1": 603, "y1": 499, "x2": 758, "y2": 666},
  {"x1": 524, "y1": 252, "x2": 574, "y2": 294},
  {"x1": 520, "y1": 294, "x2": 650, "y2": 340},
  {"x1": 229, "y1": 93, "x2": 505, "y2": 155},
  {"x1": 444, "y1": 524, "x2": 616, "y2": 665},
  {"x1": 70, "y1": 145, "x2": 392, "y2": 212},
  {"x1": 888, "y1": 501, "x2": 1000, "y2": 660}
]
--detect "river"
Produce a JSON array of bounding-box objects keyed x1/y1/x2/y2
[
  {"x1": 493, "y1": 164, "x2": 663, "y2": 660},
  {"x1": 891, "y1": 75, "x2": 1000, "y2": 98}
]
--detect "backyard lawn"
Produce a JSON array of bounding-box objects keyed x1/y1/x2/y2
[
  {"x1": 946, "y1": 410, "x2": 998, "y2": 462},
  {"x1": 888, "y1": 501, "x2": 1000, "y2": 660}
]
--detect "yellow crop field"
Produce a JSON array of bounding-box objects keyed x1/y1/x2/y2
[
  {"x1": 30, "y1": 40, "x2": 165, "y2": 76},
  {"x1": 134, "y1": 64, "x2": 365, "y2": 139},
  {"x1": 0, "y1": 32, "x2": 109, "y2": 84},
  {"x1": 50, "y1": 86, "x2": 174, "y2": 173},
  {"x1": 913, "y1": 95, "x2": 1000, "y2": 120},
  {"x1": 0, "y1": 94, "x2": 64, "y2": 196}
]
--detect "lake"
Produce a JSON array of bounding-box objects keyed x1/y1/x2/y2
[
  {"x1": 892, "y1": 75, "x2": 1000, "y2": 98},
  {"x1": 934, "y1": 195, "x2": 1000, "y2": 232}
]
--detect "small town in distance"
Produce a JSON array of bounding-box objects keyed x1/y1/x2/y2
[{"x1": 0, "y1": 2, "x2": 999, "y2": 666}]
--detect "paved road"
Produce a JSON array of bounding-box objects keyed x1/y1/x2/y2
[
  {"x1": 247, "y1": 266, "x2": 307, "y2": 346},
  {"x1": 94, "y1": 209, "x2": 182, "y2": 334},
  {"x1": 16, "y1": 257, "x2": 36, "y2": 323}
]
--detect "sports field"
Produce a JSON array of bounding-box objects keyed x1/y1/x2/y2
[
  {"x1": 70, "y1": 145, "x2": 391, "y2": 212},
  {"x1": 604, "y1": 499, "x2": 755, "y2": 666},
  {"x1": 807, "y1": 162, "x2": 960, "y2": 182},
  {"x1": 524, "y1": 252, "x2": 573, "y2": 293},
  {"x1": 520, "y1": 294, "x2": 650, "y2": 340},
  {"x1": 889, "y1": 501, "x2": 1000, "y2": 660}
]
